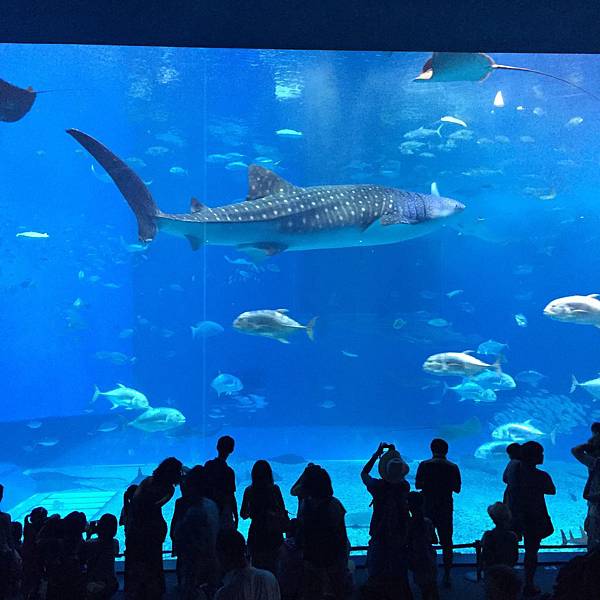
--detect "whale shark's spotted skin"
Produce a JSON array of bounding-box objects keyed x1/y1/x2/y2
[
  {"x1": 165, "y1": 186, "x2": 431, "y2": 233},
  {"x1": 67, "y1": 128, "x2": 465, "y2": 257}
]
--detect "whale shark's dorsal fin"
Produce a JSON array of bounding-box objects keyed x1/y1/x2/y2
[
  {"x1": 190, "y1": 197, "x2": 206, "y2": 213},
  {"x1": 247, "y1": 165, "x2": 299, "y2": 201}
]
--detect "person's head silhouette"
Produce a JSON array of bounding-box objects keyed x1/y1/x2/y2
[
  {"x1": 97, "y1": 514, "x2": 118, "y2": 540},
  {"x1": 407, "y1": 491, "x2": 425, "y2": 515},
  {"x1": 251, "y1": 460, "x2": 274, "y2": 487},
  {"x1": 506, "y1": 443, "x2": 521, "y2": 460},
  {"x1": 153, "y1": 457, "x2": 183, "y2": 486},
  {"x1": 430, "y1": 438, "x2": 449, "y2": 457},
  {"x1": 217, "y1": 435, "x2": 235, "y2": 460},
  {"x1": 218, "y1": 530, "x2": 248, "y2": 571},
  {"x1": 186, "y1": 465, "x2": 211, "y2": 498},
  {"x1": 304, "y1": 466, "x2": 333, "y2": 499},
  {"x1": 521, "y1": 441, "x2": 544, "y2": 466},
  {"x1": 487, "y1": 502, "x2": 511, "y2": 528}
]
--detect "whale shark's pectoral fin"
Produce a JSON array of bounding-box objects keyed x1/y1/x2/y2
[
  {"x1": 237, "y1": 241, "x2": 288, "y2": 261},
  {"x1": 246, "y1": 165, "x2": 299, "y2": 200},
  {"x1": 185, "y1": 235, "x2": 203, "y2": 251},
  {"x1": 379, "y1": 211, "x2": 421, "y2": 225}
]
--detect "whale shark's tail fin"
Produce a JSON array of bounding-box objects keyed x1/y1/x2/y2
[{"x1": 66, "y1": 129, "x2": 158, "y2": 242}]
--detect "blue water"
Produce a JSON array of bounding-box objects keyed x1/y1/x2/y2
[{"x1": 1, "y1": 45, "x2": 599, "y2": 547}]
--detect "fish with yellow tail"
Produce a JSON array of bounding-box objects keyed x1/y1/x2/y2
[
  {"x1": 543, "y1": 294, "x2": 600, "y2": 327},
  {"x1": 423, "y1": 351, "x2": 501, "y2": 377},
  {"x1": 233, "y1": 309, "x2": 317, "y2": 344}
]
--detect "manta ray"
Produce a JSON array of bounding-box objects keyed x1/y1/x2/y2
[
  {"x1": 0, "y1": 79, "x2": 37, "y2": 122},
  {"x1": 67, "y1": 128, "x2": 464, "y2": 259},
  {"x1": 415, "y1": 52, "x2": 600, "y2": 100}
]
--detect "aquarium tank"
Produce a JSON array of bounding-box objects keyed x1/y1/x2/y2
[{"x1": 1, "y1": 44, "x2": 598, "y2": 551}]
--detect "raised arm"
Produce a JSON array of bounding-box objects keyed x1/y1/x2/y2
[
  {"x1": 571, "y1": 444, "x2": 596, "y2": 469},
  {"x1": 361, "y1": 443, "x2": 391, "y2": 485}
]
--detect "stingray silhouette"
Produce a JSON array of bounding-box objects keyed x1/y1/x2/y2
[
  {"x1": 415, "y1": 52, "x2": 599, "y2": 100},
  {"x1": 0, "y1": 78, "x2": 37, "y2": 122}
]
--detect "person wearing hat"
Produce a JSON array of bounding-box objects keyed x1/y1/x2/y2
[
  {"x1": 360, "y1": 442, "x2": 412, "y2": 599},
  {"x1": 480, "y1": 502, "x2": 519, "y2": 573}
]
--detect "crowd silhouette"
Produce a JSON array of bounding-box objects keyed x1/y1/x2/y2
[{"x1": 0, "y1": 424, "x2": 599, "y2": 600}]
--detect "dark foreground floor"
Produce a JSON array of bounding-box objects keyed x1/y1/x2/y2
[{"x1": 112, "y1": 554, "x2": 566, "y2": 599}]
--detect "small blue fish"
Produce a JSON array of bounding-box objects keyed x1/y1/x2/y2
[
  {"x1": 428, "y1": 318, "x2": 450, "y2": 328},
  {"x1": 211, "y1": 374, "x2": 243, "y2": 396},
  {"x1": 225, "y1": 161, "x2": 249, "y2": 171},
  {"x1": 514, "y1": 313, "x2": 528, "y2": 327},
  {"x1": 275, "y1": 128, "x2": 303, "y2": 138},
  {"x1": 191, "y1": 320, "x2": 224, "y2": 339},
  {"x1": 477, "y1": 339, "x2": 509, "y2": 357},
  {"x1": 169, "y1": 166, "x2": 188, "y2": 176}
]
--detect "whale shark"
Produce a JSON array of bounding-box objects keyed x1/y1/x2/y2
[{"x1": 67, "y1": 128, "x2": 465, "y2": 258}]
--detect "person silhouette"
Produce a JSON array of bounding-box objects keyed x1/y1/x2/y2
[
  {"x1": 360, "y1": 442, "x2": 412, "y2": 599},
  {"x1": 215, "y1": 530, "x2": 281, "y2": 600},
  {"x1": 296, "y1": 465, "x2": 350, "y2": 600},
  {"x1": 124, "y1": 457, "x2": 183, "y2": 599},
  {"x1": 0, "y1": 483, "x2": 19, "y2": 600},
  {"x1": 480, "y1": 502, "x2": 519, "y2": 572},
  {"x1": 571, "y1": 422, "x2": 600, "y2": 552},
  {"x1": 502, "y1": 443, "x2": 521, "y2": 510},
  {"x1": 172, "y1": 465, "x2": 220, "y2": 599},
  {"x1": 82, "y1": 513, "x2": 119, "y2": 599},
  {"x1": 511, "y1": 441, "x2": 555, "y2": 597},
  {"x1": 240, "y1": 460, "x2": 287, "y2": 574},
  {"x1": 415, "y1": 438, "x2": 461, "y2": 588},
  {"x1": 22, "y1": 506, "x2": 47, "y2": 600},
  {"x1": 407, "y1": 491, "x2": 439, "y2": 600},
  {"x1": 205, "y1": 436, "x2": 238, "y2": 532}
]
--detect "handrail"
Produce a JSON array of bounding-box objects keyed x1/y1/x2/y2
[
  {"x1": 114, "y1": 540, "x2": 588, "y2": 584},
  {"x1": 349, "y1": 542, "x2": 588, "y2": 552},
  {"x1": 115, "y1": 540, "x2": 588, "y2": 560}
]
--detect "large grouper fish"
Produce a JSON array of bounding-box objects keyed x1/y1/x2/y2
[{"x1": 66, "y1": 129, "x2": 465, "y2": 258}]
